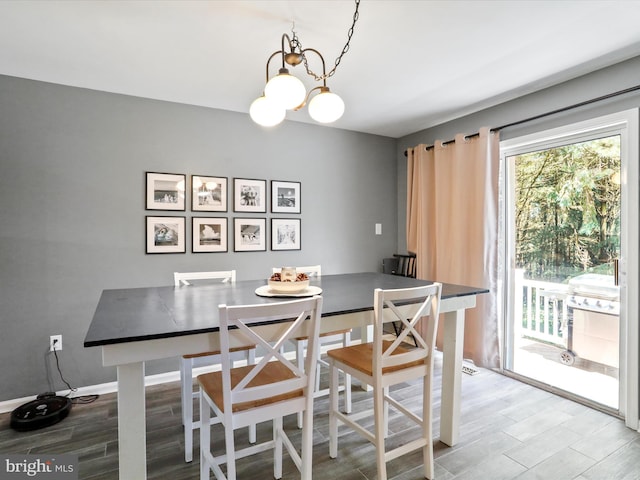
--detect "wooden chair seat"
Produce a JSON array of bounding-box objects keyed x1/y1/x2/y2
[
  {"x1": 198, "y1": 362, "x2": 303, "y2": 413},
  {"x1": 327, "y1": 341, "x2": 425, "y2": 376}
]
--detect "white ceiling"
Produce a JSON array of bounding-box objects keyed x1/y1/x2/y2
[{"x1": 2, "y1": 0, "x2": 640, "y2": 138}]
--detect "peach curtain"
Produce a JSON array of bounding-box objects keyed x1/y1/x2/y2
[{"x1": 407, "y1": 127, "x2": 500, "y2": 368}]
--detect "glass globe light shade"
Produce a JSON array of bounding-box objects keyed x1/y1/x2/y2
[
  {"x1": 250, "y1": 95, "x2": 286, "y2": 127},
  {"x1": 308, "y1": 89, "x2": 345, "y2": 123},
  {"x1": 264, "y1": 69, "x2": 306, "y2": 110}
]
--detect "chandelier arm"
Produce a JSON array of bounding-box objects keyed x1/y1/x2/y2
[
  {"x1": 293, "y1": 86, "x2": 323, "y2": 111},
  {"x1": 265, "y1": 50, "x2": 284, "y2": 84},
  {"x1": 280, "y1": 33, "x2": 294, "y2": 68},
  {"x1": 263, "y1": 35, "x2": 298, "y2": 85}
]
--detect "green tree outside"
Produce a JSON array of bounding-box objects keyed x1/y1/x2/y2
[{"x1": 514, "y1": 136, "x2": 621, "y2": 284}]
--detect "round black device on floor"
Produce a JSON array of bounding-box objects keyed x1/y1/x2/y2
[{"x1": 10, "y1": 393, "x2": 72, "y2": 431}]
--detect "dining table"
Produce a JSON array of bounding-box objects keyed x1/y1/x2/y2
[{"x1": 84, "y1": 272, "x2": 488, "y2": 480}]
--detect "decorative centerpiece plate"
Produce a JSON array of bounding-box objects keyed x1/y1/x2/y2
[
  {"x1": 255, "y1": 268, "x2": 322, "y2": 297},
  {"x1": 268, "y1": 279, "x2": 309, "y2": 293},
  {"x1": 255, "y1": 285, "x2": 322, "y2": 298}
]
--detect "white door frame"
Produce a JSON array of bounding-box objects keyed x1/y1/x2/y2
[{"x1": 500, "y1": 108, "x2": 639, "y2": 431}]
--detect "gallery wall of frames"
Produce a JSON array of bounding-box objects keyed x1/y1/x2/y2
[{"x1": 144, "y1": 172, "x2": 301, "y2": 254}]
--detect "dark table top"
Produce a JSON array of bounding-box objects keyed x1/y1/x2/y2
[{"x1": 84, "y1": 272, "x2": 488, "y2": 348}]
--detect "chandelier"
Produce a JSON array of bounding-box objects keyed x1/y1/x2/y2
[{"x1": 250, "y1": 0, "x2": 361, "y2": 127}]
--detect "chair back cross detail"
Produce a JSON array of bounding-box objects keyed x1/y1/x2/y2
[
  {"x1": 328, "y1": 282, "x2": 442, "y2": 480},
  {"x1": 199, "y1": 296, "x2": 323, "y2": 480},
  {"x1": 218, "y1": 301, "x2": 317, "y2": 407},
  {"x1": 374, "y1": 288, "x2": 436, "y2": 370}
]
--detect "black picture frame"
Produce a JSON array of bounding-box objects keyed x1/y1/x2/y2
[
  {"x1": 233, "y1": 217, "x2": 266, "y2": 251},
  {"x1": 192, "y1": 217, "x2": 228, "y2": 253},
  {"x1": 145, "y1": 172, "x2": 186, "y2": 211},
  {"x1": 271, "y1": 218, "x2": 301, "y2": 250},
  {"x1": 191, "y1": 175, "x2": 227, "y2": 212},
  {"x1": 145, "y1": 216, "x2": 186, "y2": 253},
  {"x1": 271, "y1": 180, "x2": 301, "y2": 214},
  {"x1": 233, "y1": 178, "x2": 267, "y2": 213}
]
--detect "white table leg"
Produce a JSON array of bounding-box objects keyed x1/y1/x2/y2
[
  {"x1": 117, "y1": 362, "x2": 147, "y2": 480},
  {"x1": 361, "y1": 316, "x2": 374, "y2": 391},
  {"x1": 440, "y1": 308, "x2": 464, "y2": 446}
]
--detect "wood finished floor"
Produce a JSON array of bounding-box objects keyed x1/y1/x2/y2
[{"x1": 1, "y1": 352, "x2": 639, "y2": 480}]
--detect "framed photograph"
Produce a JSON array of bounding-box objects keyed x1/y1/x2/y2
[
  {"x1": 145, "y1": 172, "x2": 186, "y2": 211},
  {"x1": 191, "y1": 175, "x2": 227, "y2": 212},
  {"x1": 234, "y1": 178, "x2": 266, "y2": 213},
  {"x1": 146, "y1": 216, "x2": 186, "y2": 254},
  {"x1": 271, "y1": 180, "x2": 301, "y2": 213},
  {"x1": 271, "y1": 218, "x2": 301, "y2": 251},
  {"x1": 234, "y1": 218, "x2": 266, "y2": 252},
  {"x1": 192, "y1": 217, "x2": 228, "y2": 253}
]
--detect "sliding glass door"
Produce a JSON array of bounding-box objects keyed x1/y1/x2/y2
[{"x1": 501, "y1": 110, "x2": 639, "y2": 426}]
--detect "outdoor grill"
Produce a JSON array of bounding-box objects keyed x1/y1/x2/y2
[{"x1": 562, "y1": 273, "x2": 620, "y2": 368}]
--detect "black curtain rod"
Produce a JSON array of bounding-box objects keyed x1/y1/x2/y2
[{"x1": 404, "y1": 83, "x2": 640, "y2": 157}]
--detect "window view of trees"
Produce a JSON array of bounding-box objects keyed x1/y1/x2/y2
[{"x1": 513, "y1": 136, "x2": 621, "y2": 283}]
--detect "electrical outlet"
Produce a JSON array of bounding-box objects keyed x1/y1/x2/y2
[{"x1": 50, "y1": 335, "x2": 62, "y2": 352}]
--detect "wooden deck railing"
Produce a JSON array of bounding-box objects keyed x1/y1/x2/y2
[{"x1": 515, "y1": 269, "x2": 569, "y2": 347}]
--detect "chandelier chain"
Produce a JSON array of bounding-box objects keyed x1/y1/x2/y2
[{"x1": 290, "y1": 0, "x2": 360, "y2": 82}]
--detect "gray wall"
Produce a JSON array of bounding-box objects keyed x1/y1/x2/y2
[
  {"x1": 0, "y1": 75, "x2": 397, "y2": 402},
  {"x1": 3, "y1": 54, "x2": 639, "y2": 403},
  {"x1": 395, "y1": 55, "x2": 640, "y2": 250}
]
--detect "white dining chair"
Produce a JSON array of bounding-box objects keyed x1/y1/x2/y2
[
  {"x1": 173, "y1": 270, "x2": 256, "y2": 463},
  {"x1": 198, "y1": 295, "x2": 323, "y2": 480},
  {"x1": 271, "y1": 265, "x2": 352, "y2": 427},
  {"x1": 327, "y1": 283, "x2": 442, "y2": 480}
]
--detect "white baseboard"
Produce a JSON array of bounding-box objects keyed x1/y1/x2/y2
[
  {"x1": 0, "y1": 370, "x2": 177, "y2": 414},
  {"x1": 0, "y1": 343, "x2": 355, "y2": 414}
]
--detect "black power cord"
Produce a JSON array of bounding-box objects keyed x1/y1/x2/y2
[
  {"x1": 50, "y1": 340, "x2": 99, "y2": 405},
  {"x1": 10, "y1": 340, "x2": 100, "y2": 432}
]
